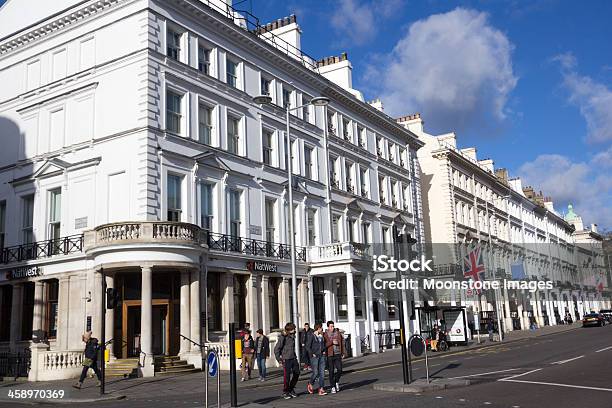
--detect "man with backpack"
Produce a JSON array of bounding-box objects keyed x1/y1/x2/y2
[
  {"x1": 274, "y1": 322, "x2": 300, "y2": 399},
  {"x1": 73, "y1": 331, "x2": 102, "y2": 389}
]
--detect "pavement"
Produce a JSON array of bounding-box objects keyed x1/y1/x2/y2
[{"x1": 2, "y1": 321, "x2": 611, "y2": 407}]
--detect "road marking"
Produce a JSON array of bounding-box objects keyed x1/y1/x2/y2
[
  {"x1": 501, "y1": 379, "x2": 612, "y2": 392},
  {"x1": 447, "y1": 368, "x2": 521, "y2": 379},
  {"x1": 550, "y1": 355, "x2": 584, "y2": 365},
  {"x1": 595, "y1": 345, "x2": 612, "y2": 353},
  {"x1": 499, "y1": 368, "x2": 542, "y2": 380}
]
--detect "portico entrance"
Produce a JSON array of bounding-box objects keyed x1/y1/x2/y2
[{"x1": 113, "y1": 272, "x2": 180, "y2": 359}]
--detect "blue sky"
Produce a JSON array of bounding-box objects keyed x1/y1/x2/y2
[{"x1": 248, "y1": 0, "x2": 612, "y2": 230}]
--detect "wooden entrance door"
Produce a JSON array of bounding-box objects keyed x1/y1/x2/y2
[{"x1": 122, "y1": 300, "x2": 175, "y2": 358}]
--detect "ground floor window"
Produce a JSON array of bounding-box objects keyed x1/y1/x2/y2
[
  {"x1": 336, "y1": 277, "x2": 348, "y2": 321},
  {"x1": 45, "y1": 280, "x2": 59, "y2": 339},
  {"x1": 313, "y1": 277, "x2": 325, "y2": 324},
  {"x1": 354, "y1": 277, "x2": 364, "y2": 318},
  {"x1": 207, "y1": 273, "x2": 222, "y2": 331},
  {"x1": 233, "y1": 275, "x2": 246, "y2": 329},
  {"x1": 269, "y1": 278, "x2": 280, "y2": 330},
  {"x1": 21, "y1": 283, "x2": 34, "y2": 340}
]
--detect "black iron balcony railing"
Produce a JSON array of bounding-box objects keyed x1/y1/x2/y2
[
  {"x1": 1, "y1": 234, "x2": 84, "y2": 264},
  {"x1": 206, "y1": 231, "x2": 306, "y2": 262}
]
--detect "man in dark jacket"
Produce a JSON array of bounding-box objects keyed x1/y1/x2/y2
[
  {"x1": 305, "y1": 323, "x2": 327, "y2": 395},
  {"x1": 274, "y1": 322, "x2": 299, "y2": 399},
  {"x1": 323, "y1": 321, "x2": 345, "y2": 393},
  {"x1": 254, "y1": 329, "x2": 270, "y2": 381},
  {"x1": 73, "y1": 331, "x2": 102, "y2": 389},
  {"x1": 299, "y1": 323, "x2": 313, "y2": 370}
]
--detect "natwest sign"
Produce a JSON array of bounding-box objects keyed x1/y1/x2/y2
[
  {"x1": 6, "y1": 266, "x2": 43, "y2": 280},
  {"x1": 246, "y1": 260, "x2": 278, "y2": 273}
]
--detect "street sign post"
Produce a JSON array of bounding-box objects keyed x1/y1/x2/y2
[
  {"x1": 205, "y1": 350, "x2": 220, "y2": 408},
  {"x1": 408, "y1": 335, "x2": 429, "y2": 383}
]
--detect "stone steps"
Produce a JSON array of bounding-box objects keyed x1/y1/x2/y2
[{"x1": 153, "y1": 356, "x2": 200, "y2": 376}]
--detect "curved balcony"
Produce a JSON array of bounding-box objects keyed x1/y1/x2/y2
[{"x1": 85, "y1": 221, "x2": 204, "y2": 250}]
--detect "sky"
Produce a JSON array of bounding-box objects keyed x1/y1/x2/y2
[
  {"x1": 0, "y1": 0, "x2": 609, "y2": 229},
  {"x1": 246, "y1": 0, "x2": 612, "y2": 231}
]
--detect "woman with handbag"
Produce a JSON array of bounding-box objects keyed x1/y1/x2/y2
[{"x1": 73, "y1": 331, "x2": 102, "y2": 389}]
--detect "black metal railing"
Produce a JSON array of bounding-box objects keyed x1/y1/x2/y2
[
  {"x1": 1, "y1": 234, "x2": 84, "y2": 264},
  {"x1": 0, "y1": 349, "x2": 31, "y2": 379},
  {"x1": 206, "y1": 231, "x2": 306, "y2": 262}
]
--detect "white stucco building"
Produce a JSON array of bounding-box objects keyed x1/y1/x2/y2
[
  {"x1": 398, "y1": 114, "x2": 610, "y2": 335},
  {"x1": 0, "y1": 0, "x2": 424, "y2": 380}
]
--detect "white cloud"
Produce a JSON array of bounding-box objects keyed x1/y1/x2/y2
[
  {"x1": 592, "y1": 145, "x2": 612, "y2": 168},
  {"x1": 517, "y1": 154, "x2": 612, "y2": 230},
  {"x1": 330, "y1": 0, "x2": 403, "y2": 46},
  {"x1": 555, "y1": 52, "x2": 612, "y2": 144},
  {"x1": 369, "y1": 8, "x2": 517, "y2": 133}
]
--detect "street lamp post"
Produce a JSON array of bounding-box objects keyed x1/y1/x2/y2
[{"x1": 253, "y1": 94, "x2": 330, "y2": 358}]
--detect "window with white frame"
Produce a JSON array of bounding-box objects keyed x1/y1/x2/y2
[
  {"x1": 167, "y1": 174, "x2": 182, "y2": 221},
  {"x1": 282, "y1": 86, "x2": 291, "y2": 109},
  {"x1": 354, "y1": 277, "x2": 364, "y2": 318},
  {"x1": 358, "y1": 126, "x2": 366, "y2": 148},
  {"x1": 166, "y1": 27, "x2": 182, "y2": 61},
  {"x1": 362, "y1": 222, "x2": 370, "y2": 245},
  {"x1": 331, "y1": 213, "x2": 341, "y2": 243},
  {"x1": 226, "y1": 58, "x2": 239, "y2": 88},
  {"x1": 330, "y1": 156, "x2": 339, "y2": 188},
  {"x1": 342, "y1": 117, "x2": 351, "y2": 141},
  {"x1": 261, "y1": 76, "x2": 271, "y2": 96},
  {"x1": 198, "y1": 44, "x2": 211, "y2": 74},
  {"x1": 347, "y1": 218, "x2": 356, "y2": 243},
  {"x1": 227, "y1": 115, "x2": 240, "y2": 154},
  {"x1": 200, "y1": 183, "x2": 214, "y2": 230},
  {"x1": 388, "y1": 143, "x2": 395, "y2": 162},
  {"x1": 400, "y1": 148, "x2": 406, "y2": 167},
  {"x1": 379, "y1": 176, "x2": 386, "y2": 204},
  {"x1": 376, "y1": 137, "x2": 383, "y2": 157},
  {"x1": 265, "y1": 198, "x2": 276, "y2": 243},
  {"x1": 304, "y1": 145, "x2": 314, "y2": 180},
  {"x1": 345, "y1": 161, "x2": 354, "y2": 193},
  {"x1": 307, "y1": 208, "x2": 317, "y2": 246},
  {"x1": 262, "y1": 129, "x2": 274, "y2": 166},
  {"x1": 360, "y1": 167, "x2": 368, "y2": 198},
  {"x1": 166, "y1": 90, "x2": 183, "y2": 134},
  {"x1": 327, "y1": 110, "x2": 336, "y2": 135},
  {"x1": 48, "y1": 189, "x2": 61, "y2": 245},
  {"x1": 198, "y1": 104, "x2": 213, "y2": 145},
  {"x1": 22, "y1": 195, "x2": 34, "y2": 244},
  {"x1": 229, "y1": 190, "x2": 241, "y2": 238},
  {"x1": 403, "y1": 185, "x2": 412, "y2": 212},
  {"x1": 391, "y1": 180, "x2": 399, "y2": 207},
  {"x1": 302, "y1": 95, "x2": 311, "y2": 123}
]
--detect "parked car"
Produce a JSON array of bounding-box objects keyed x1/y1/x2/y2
[
  {"x1": 582, "y1": 313, "x2": 606, "y2": 327},
  {"x1": 599, "y1": 309, "x2": 612, "y2": 323}
]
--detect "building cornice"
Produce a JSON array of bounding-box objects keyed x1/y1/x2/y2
[{"x1": 0, "y1": 0, "x2": 123, "y2": 55}]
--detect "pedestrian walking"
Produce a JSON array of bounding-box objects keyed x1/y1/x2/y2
[
  {"x1": 430, "y1": 325, "x2": 439, "y2": 351},
  {"x1": 241, "y1": 330, "x2": 255, "y2": 381},
  {"x1": 239, "y1": 322, "x2": 251, "y2": 339},
  {"x1": 299, "y1": 323, "x2": 313, "y2": 370},
  {"x1": 254, "y1": 329, "x2": 270, "y2": 381},
  {"x1": 323, "y1": 321, "x2": 345, "y2": 393},
  {"x1": 487, "y1": 318, "x2": 494, "y2": 342},
  {"x1": 305, "y1": 323, "x2": 327, "y2": 396},
  {"x1": 274, "y1": 322, "x2": 300, "y2": 399},
  {"x1": 73, "y1": 331, "x2": 102, "y2": 389}
]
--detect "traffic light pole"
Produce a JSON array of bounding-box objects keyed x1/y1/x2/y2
[{"x1": 100, "y1": 268, "x2": 106, "y2": 395}]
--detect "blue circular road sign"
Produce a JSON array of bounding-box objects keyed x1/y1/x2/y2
[{"x1": 207, "y1": 351, "x2": 218, "y2": 377}]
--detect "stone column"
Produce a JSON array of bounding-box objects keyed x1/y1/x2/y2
[
  {"x1": 365, "y1": 272, "x2": 378, "y2": 353},
  {"x1": 222, "y1": 273, "x2": 234, "y2": 337},
  {"x1": 299, "y1": 278, "x2": 309, "y2": 325},
  {"x1": 9, "y1": 284, "x2": 23, "y2": 351},
  {"x1": 260, "y1": 275, "x2": 270, "y2": 334},
  {"x1": 345, "y1": 272, "x2": 359, "y2": 356},
  {"x1": 32, "y1": 281, "x2": 44, "y2": 335},
  {"x1": 179, "y1": 270, "x2": 191, "y2": 355},
  {"x1": 190, "y1": 269, "x2": 201, "y2": 352},
  {"x1": 57, "y1": 277, "x2": 71, "y2": 350},
  {"x1": 246, "y1": 273, "x2": 259, "y2": 331},
  {"x1": 280, "y1": 278, "x2": 291, "y2": 325},
  {"x1": 105, "y1": 273, "x2": 116, "y2": 360},
  {"x1": 140, "y1": 266, "x2": 154, "y2": 377}
]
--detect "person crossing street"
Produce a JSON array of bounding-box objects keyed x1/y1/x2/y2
[{"x1": 274, "y1": 322, "x2": 300, "y2": 399}]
